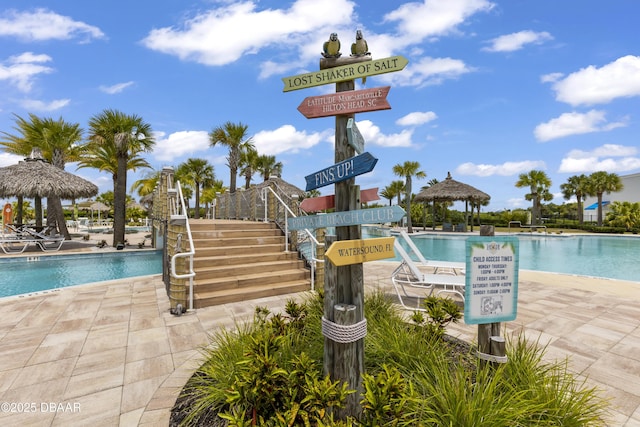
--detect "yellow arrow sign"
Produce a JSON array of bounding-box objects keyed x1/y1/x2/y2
[
  {"x1": 325, "y1": 237, "x2": 396, "y2": 266},
  {"x1": 282, "y1": 56, "x2": 408, "y2": 92}
]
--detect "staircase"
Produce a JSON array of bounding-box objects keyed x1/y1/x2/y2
[{"x1": 188, "y1": 219, "x2": 311, "y2": 308}]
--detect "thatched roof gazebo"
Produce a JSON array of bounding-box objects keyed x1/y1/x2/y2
[
  {"x1": 0, "y1": 148, "x2": 98, "y2": 233},
  {"x1": 414, "y1": 172, "x2": 490, "y2": 231}
]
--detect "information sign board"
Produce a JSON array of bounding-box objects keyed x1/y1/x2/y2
[
  {"x1": 287, "y1": 206, "x2": 405, "y2": 231},
  {"x1": 304, "y1": 152, "x2": 377, "y2": 191},
  {"x1": 325, "y1": 237, "x2": 396, "y2": 266},
  {"x1": 464, "y1": 236, "x2": 519, "y2": 324}
]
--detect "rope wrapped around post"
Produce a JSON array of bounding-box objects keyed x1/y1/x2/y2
[{"x1": 321, "y1": 316, "x2": 367, "y2": 343}]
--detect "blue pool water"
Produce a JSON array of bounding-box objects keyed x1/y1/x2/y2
[
  {"x1": 0, "y1": 250, "x2": 162, "y2": 298},
  {"x1": 388, "y1": 233, "x2": 640, "y2": 282}
]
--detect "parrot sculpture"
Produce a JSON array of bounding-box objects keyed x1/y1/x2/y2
[
  {"x1": 322, "y1": 33, "x2": 341, "y2": 58},
  {"x1": 350, "y1": 30, "x2": 369, "y2": 57}
]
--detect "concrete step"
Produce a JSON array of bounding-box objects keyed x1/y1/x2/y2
[
  {"x1": 194, "y1": 269, "x2": 310, "y2": 293},
  {"x1": 193, "y1": 251, "x2": 299, "y2": 268},
  {"x1": 193, "y1": 244, "x2": 285, "y2": 258},
  {"x1": 194, "y1": 280, "x2": 311, "y2": 308}
]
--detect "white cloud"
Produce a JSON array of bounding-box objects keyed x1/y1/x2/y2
[
  {"x1": 355, "y1": 120, "x2": 414, "y2": 148},
  {"x1": 0, "y1": 8, "x2": 104, "y2": 42},
  {"x1": 0, "y1": 52, "x2": 53, "y2": 92},
  {"x1": 0, "y1": 152, "x2": 23, "y2": 167},
  {"x1": 540, "y1": 72, "x2": 563, "y2": 83},
  {"x1": 396, "y1": 111, "x2": 437, "y2": 126},
  {"x1": 254, "y1": 125, "x2": 330, "y2": 155},
  {"x1": 383, "y1": 0, "x2": 495, "y2": 43},
  {"x1": 456, "y1": 160, "x2": 546, "y2": 176},
  {"x1": 141, "y1": 0, "x2": 356, "y2": 67},
  {"x1": 99, "y1": 81, "x2": 134, "y2": 94},
  {"x1": 391, "y1": 56, "x2": 473, "y2": 87},
  {"x1": 483, "y1": 30, "x2": 553, "y2": 52},
  {"x1": 152, "y1": 130, "x2": 210, "y2": 162},
  {"x1": 551, "y1": 55, "x2": 640, "y2": 106},
  {"x1": 534, "y1": 110, "x2": 627, "y2": 142},
  {"x1": 18, "y1": 98, "x2": 69, "y2": 111},
  {"x1": 558, "y1": 144, "x2": 640, "y2": 173}
]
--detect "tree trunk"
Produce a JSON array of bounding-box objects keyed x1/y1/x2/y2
[{"x1": 113, "y1": 134, "x2": 128, "y2": 247}]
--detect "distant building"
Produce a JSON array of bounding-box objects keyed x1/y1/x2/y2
[{"x1": 582, "y1": 172, "x2": 640, "y2": 222}]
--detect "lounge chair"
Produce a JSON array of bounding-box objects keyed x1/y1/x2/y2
[
  {"x1": 391, "y1": 243, "x2": 466, "y2": 312},
  {"x1": 22, "y1": 227, "x2": 65, "y2": 251},
  {"x1": 442, "y1": 222, "x2": 453, "y2": 232},
  {"x1": 397, "y1": 230, "x2": 465, "y2": 275},
  {"x1": 0, "y1": 234, "x2": 32, "y2": 254}
]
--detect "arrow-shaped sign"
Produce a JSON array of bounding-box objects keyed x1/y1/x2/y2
[
  {"x1": 288, "y1": 205, "x2": 406, "y2": 230},
  {"x1": 297, "y1": 86, "x2": 391, "y2": 119},
  {"x1": 283, "y1": 56, "x2": 408, "y2": 92},
  {"x1": 347, "y1": 119, "x2": 364, "y2": 154},
  {"x1": 300, "y1": 187, "x2": 379, "y2": 212},
  {"x1": 325, "y1": 237, "x2": 396, "y2": 266},
  {"x1": 305, "y1": 152, "x2": 377, "y2": 191}
]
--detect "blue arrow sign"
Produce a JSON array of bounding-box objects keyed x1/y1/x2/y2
[
  {"x1": 305, "y1": 152, "x2": 377, "y2": 191},
  {"x1": 287, "y1": 206, "x2": 406, "y2": 230},
  {"x1": 347, "y1": 119, "x2": 364, "y2": 155}
]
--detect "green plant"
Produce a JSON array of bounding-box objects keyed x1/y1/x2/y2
[{"x1": 410, "y1": 296, "x2": 462, "y2": 339}]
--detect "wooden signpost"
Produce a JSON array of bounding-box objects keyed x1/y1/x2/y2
[
  {"x1": 300, "y1": 187, "x2": 379, "y2": 212},
  {"x1": 282, "y1": 56, "x2": 408, "y2": 92},
  {"x1": 287, "y1": 205, "x2": 405, "y2": 231},
  {"x1": 283, "y1": 37, "x2": 409, "y2": 419},
  {"x1": 325, "y1": 237, "x2": 396, "y2": 266},
  {"x1": 297, "y1": 86, "x2": 391, "y2": 119},
  {"x1": 304, "y1": 152, "x2": 377, "y2": 191}
]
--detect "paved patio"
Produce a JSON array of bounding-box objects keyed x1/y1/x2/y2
[{"x1": 0, "y1": 260, "x2": 639, "y2": 426}]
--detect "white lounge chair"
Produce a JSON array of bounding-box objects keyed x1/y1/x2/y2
[
  {"x1": 391, "y1": 243, "x2": 466, "y2": 312},
  {"x1": 0, "y1": 234, "x2": 32, "y2": 254},
  {"x1": 23, "y1": 227, "x2": 65, "y2": 251},
  {"x1": 398, "y1": 230, "x2": 465, "y2": 275}
]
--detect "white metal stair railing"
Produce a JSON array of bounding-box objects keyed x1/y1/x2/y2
[
  {"x1": 261, "y1": 186, "x2": 323, "y2": 291},
  {"x1": 170, "y1": 181, "x2": 196, "y2": 312}
]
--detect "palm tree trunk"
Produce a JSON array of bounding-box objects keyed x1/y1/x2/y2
[{"x1": 113, "y1": 134, "x2": 128, "y2": 247}]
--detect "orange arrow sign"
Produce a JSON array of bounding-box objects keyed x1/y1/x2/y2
[
  {"x1": 325, "y1": 237, "x2": 396, "y2": 266},
  {"x1": 300, "y1": 187, "x2": 379, "y2": 212},
  {"x1": 297, "y1": 86, "x2": 391, "y2": 119}
]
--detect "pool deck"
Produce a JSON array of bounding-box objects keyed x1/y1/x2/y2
[{"x1": 1, "y1": 235, "x2": 640, "y2": 425}]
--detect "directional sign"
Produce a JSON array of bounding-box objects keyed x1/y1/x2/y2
[
  {"x1": 282, "y1": 56, "x2": 409, "y2": 92},
  {"x1": 325, "y1": 237, "x2": 396, "y2": 266},
  {"x1": 347, "y1": 119, "x2": 364, "y2": 154},
  {"x1": 297, "y1": 86, "x2": 391, "y2": 119},
  {"x1": 288, "y1": 205, "x2": 405, "y2": 230},
  {"x1": 300, "y1": 187, "x2": 379, "y2": 212},
  {"x1": 305, "y1": 152, "x2": 377, "y2": 191}
]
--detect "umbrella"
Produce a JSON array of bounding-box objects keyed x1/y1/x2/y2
[
  {"x1": 0, "y1": 149, "x2": 98, "y2": 199},
  {"x1": 0, "y1": 148, "x2": 98, "y2": 229},
  {"x1": 414, "y1": 172, "x2": 490, "y2": 231}
]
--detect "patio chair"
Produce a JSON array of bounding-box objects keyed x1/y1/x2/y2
[
  {"x1": 391, "y1": 243, "x2": 466, "y2": 312},
  {"x1": 0, "y1": 234, "x2": 32, "y2": 254},
  {"x1": 442, "y1": 222, "x2": 453, "y2": 232},
  {"x1": 398, "y1": 230, "x2": 465, "y2": 275},
  {"x1": 22, "y1": 227, "x2": 65, "y2": 252}
]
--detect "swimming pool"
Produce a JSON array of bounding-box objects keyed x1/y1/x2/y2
[
  {"x1": 0, "y1": 250, "x2": 162, "y2": 298},
  {"x1": 389, "y1": 233, "x2": 639, "y2": 282}
]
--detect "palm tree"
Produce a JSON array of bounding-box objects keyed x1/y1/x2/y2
[
  {"x1": 202, "y1": 179, "x2": 227, "y2": 218},
  {"x1": 515, "y1": 170, "x2": 552, "y2": 225},
  {"x1": 560, "y1": 174, "x2": 590, "y2": 224},
  {"x1": 176, "y1": 158, "x2": 215, "y2": 219},
  {"x1": 606, "y1": 201, "x2": 640, "y2": 231},
  {"x1": 83, "y1": 109, "x2": 155, "y2": 247},
  {"x1": 131, "y1": 169, "x2": 161, "y2": 198},
  {"x1": 239, "y1": 147, "x2": 259, "y2": 189},
  {"x1": 209, "y1": 121, "x2": 254, "y2": 193},
  {"x1": 381, "y1": 180, "x2": 405, "y2": 206},
  {"x1": 0, "y1": 113, "x2": 84, "y2": 238},
  {"x1": 587, "y1": 171, "x2": 623, "y2": 226},
  {"x1": 256, "y1": 154, "x2": 283, "y2": 181},
  {"x1": 392, "y1": 161, "x2": 426, "y2": 233}
]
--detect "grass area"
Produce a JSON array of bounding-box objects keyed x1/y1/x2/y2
[{"x1": 171, "y1": 292, "x2": 609, "y2": 426}]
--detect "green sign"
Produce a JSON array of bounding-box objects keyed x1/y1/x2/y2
[{"x1": 282, "y1": 56, "x2": 408, "y2": 92}]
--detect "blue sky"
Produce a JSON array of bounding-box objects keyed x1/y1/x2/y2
[{"x1": 1, "y1": 0, "x2": 639, "y2": 211}]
